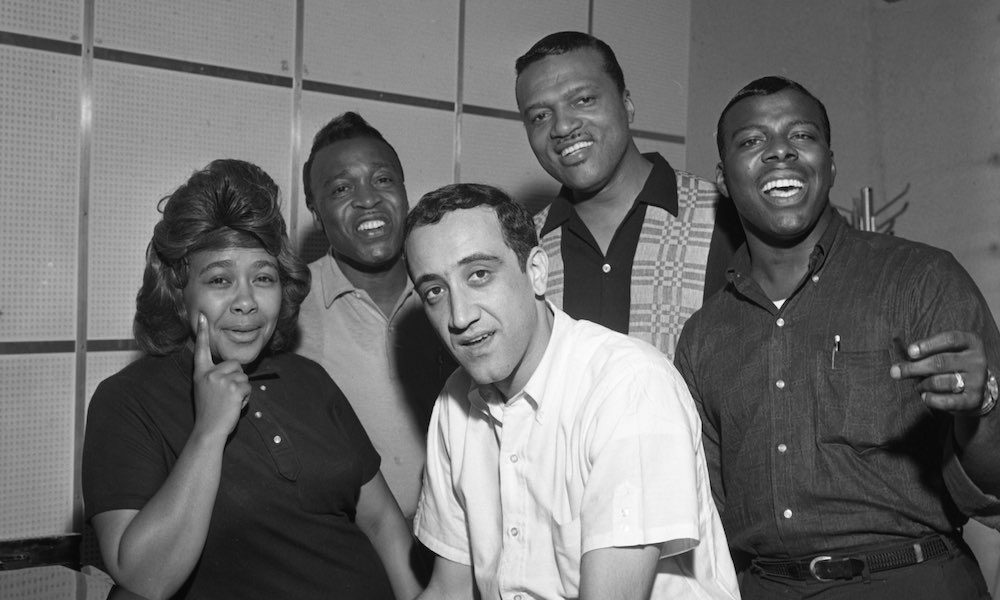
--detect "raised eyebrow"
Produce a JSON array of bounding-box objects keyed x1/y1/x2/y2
[
  {"x1": 252, "y1": 259, "x2": 279, "y2": 271},
  {"x1": 412, "y1": 253, "x2": 501, "y2": 287},
  {"x1": 371, "y1": 162, "x2": 402, "y2": 176},
  {"x1": 521, "y1": 84, "x2": 596, "y2": 116},
  {"x1": 788, "y1": 119, "x2": 822, "y2": 132},
  {"x1": 564, "y1": 84, "x2": 597, "y2": 100},
  {"x1": 728, "y1": 124, "x2": 764, "y2": 140},
  {"x1": 196, "y1": 259, "x2": 234, "y2": 276},
  {"x1": 457, "y1": 253, "x2": 502, "y2": 267},
  {"x1": 412, "y1": 273, "x2": 442, "y2": 290},
  {"x1": 316, "y1": 170, "x2": 351, "y2": 189}
]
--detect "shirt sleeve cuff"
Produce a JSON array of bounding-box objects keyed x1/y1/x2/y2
[{"x1": 942, "y1": 430, "x2": 1000, "y2": 528}]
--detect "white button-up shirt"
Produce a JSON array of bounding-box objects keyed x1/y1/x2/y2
[{"x1": 415, "y1": 306, "x2": 738, "y2": 599}]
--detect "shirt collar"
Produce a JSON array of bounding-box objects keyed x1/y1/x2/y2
[
  {"x1": 319, "y1": 252, "x2": 357, "y2": 308},
  {"x1": 539, "y1": 152, "x2": 678, "y2": 235},
  {"x1": 465, "y1": 302, "x2": 565, "y2": 425},
  {"x1": 173, "y1": 345, "x2": 281, "y2": 380},
  {"x1": 318, "y1": 251, "x2": 415, "y2": 309},
  {"x1": 726, "y1": 204, "x2": 846, "y2": 285}
]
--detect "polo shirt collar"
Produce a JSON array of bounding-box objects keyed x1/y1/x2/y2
[
  {"x1": 172, "y1": 345, "x2": 280, "y2": 379},
  {"x1": 318, "y1": 251, "x2": 416, "y2": 310},
  {"x1": 539, "y1": 152, "x2": 678, "y2": 236},
  {"x1": 319, "y1": 252, "x2": 358, "y2": 308}
]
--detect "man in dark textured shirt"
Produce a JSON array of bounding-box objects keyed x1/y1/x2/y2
[{"x1": 675, "y1": 75, "x2": 1000, "y2": 599}]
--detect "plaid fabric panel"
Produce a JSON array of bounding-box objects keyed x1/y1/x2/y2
[
  {"x1": 630, "y1": 171, "x2": 719, "y2": 358},
  {"x1": 534, "y1": 205, "x2": 564, "y2": 309},
  {"x1": 535, "y1": 170, "x2": 721, "y2": 359}
]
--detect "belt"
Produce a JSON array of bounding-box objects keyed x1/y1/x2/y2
[{"x1": 751, "y1": 535, "x2": 952, "y2": 582}]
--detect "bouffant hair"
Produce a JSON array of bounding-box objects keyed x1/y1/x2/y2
[{"x1": 133, "y1": 159, "x2": 310, "y2": 355}]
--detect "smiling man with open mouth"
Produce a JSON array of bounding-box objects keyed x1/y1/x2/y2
[
  {"x1": 514, "y1": 31, "x2": 745, "y2": 362},
  {"x1": 296, "y1": 112, "x2": 452, "y2": 529}
]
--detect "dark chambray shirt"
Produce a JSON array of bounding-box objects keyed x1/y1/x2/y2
[{"x1": 675, "y1": 207, "x2": 1000, "y2": 558}]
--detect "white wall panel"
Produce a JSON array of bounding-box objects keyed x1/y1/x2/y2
[
  {"x1": 0, "y1": 0, "x2": 79, "y2": 41},
  {"x1": 463, "y1": 0, "x2": 588, "y2": 111},
  {"x1": 0, "y1": 566, "x2": 110, "y2": 600},
  {"x1": 302, "y1": 0, "x2": 457, "y2": 101},
  {"x1": 0, "y1": 354, "x2": 75, "y2": 539},
  {"x1": 460, "y1": 114, "x2": 557, "y2": 214},
  {"x1": 297, "y1": 91, "x2": 455, "y2": 262},
  {"x1": 0, "y1": 47, "x2": 79, "y2": 342},
  {"x1": 89, "y1": 62, "x2": 293, "y2": 339},
  {"x1": 95, "y1": 0, "x2": 294, "y2": 76},
  {"x1": 593, "y1": 0, "x2": 689, "y2": 137}
]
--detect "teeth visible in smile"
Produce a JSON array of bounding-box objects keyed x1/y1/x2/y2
[
  {"x1": 761, "y1": 178, "x2": 804, "y2": 197},
  {"x1": 358, "y1": 219, "x2": 386, "y2": 232},
  {"x1": 466, "y1": 332, "x2": 492, "y2": 345},
  {"x1": 560, "y1": 141, "x2": 593, "y2": 157}
]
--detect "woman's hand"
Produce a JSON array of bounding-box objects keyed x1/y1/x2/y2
[{"x1": 192, "y1": 313, "x2": 249, "y2": 439}]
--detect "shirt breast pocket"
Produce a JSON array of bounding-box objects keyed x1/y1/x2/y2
[{"x1": 815, "y1": 349, "x2": 925, "y2": 452}]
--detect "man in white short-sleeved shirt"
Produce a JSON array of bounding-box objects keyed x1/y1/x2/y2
[{"x1": 403, "y1": 183, "x2": 739, "y2": 600}]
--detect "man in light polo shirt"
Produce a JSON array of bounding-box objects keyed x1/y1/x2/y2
[
  {"x1": 404, "y1": 183, "x2": 738, "y2": 599},
  {"x1": 296, "y1": 112, "x2": 450, "y2": 524}
]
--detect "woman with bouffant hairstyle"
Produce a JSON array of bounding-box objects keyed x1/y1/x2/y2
[
  {"x1": 83, "y1": 159, "x2": 421, "y2": 600},
  {"x1": 133, "y1": 159, "x2": 308, "y2": 356}
]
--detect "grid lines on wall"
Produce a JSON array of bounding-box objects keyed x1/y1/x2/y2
[{"x1": 0, "y1": 0, "x2": 692, "y2": 540}]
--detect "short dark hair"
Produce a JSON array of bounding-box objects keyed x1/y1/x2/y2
[
  {"x1": 134, "y1": 159, "x2": 310, "y2": 355},
  {"x1": 716, "y1": 75, "x2": 831, "y2": 159},
  {"x1": 302, "y1": 111, "x2": 403, "y2": 211},
  {"x1": 404, "y1": 183, "x2": 538, "y2": 271},
  {"x1": 515, "y1": 31, "x2": 625, "y2": 94}
]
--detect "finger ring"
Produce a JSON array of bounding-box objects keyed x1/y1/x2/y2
[{"x1": 953, "y1": 372, "x2": 966, "y2": 394}]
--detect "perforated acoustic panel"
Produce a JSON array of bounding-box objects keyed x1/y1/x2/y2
[
  {"x1": 88, "y1": 61, "x2": 293, "y2": 340},
  {"x1": 0, "y1": 565, "x2": 112, "y2": 600},
  {"x1": 95, "y1": 0, "x2": 294, "y2": 76},
  {"x1": 297, "y1": 92, "x2": 455, "y2": 262},
  {"x1": 302, "y1": 0, "x2": 457, "y2": 101},
  {"x1": 0, "y1": 46, "x2": 80, "y2": 342},
  {"x1": 0, "y1": 0, "x2": 79, "y2": 41},
  {"x1": 463, "y1": 0, "x2": 588, "y2": 111},
  {"x1": 593, "y1": 0, "x2": 691, "y2": 137},
  {"x1": 460, "y1": 114, "x2": 557, "y2": 214},
  {"x1": 0, "y1": 354, "x2": 75, "y2": 539}
]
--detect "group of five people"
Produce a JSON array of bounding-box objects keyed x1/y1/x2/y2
[{"x1": 82, "y1": 31, "x2": 1000, "y2": 600}]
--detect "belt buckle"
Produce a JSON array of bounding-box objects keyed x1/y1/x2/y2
[{"x1": 809, "y1": 555, "x2": 835, "y2": 581}]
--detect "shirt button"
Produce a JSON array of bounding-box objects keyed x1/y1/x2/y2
[
  {"x1": 777, "y1": 443, "x2": 788, "y2": 453},
  {"x1": 812, "y1": 275, "x2": 820, "y2": 283},
  {"x1": 776, "y1": 379, "x2": 785, "y2": 389},
  {"x1": 601, "y1": 263, "x2": 611, "y2": 273},
  {"x1": 783, "y1": 509, "x2": 793, "y2": 519},
  {"x1": 509, "y1": 527, "x2": 519, "y2": 537},
  {"x1": 259, "y1": 385, "x2": 266, "y2": 391},
  {"x1": 254, "y1": 411, "x2": 262, "y2": 418},
  {"x1": 776, "y1": 318, "x2": 785, "y2": 327},
  {"x1": 273, "y1": 435, "x2": 282, "y2": 444},
  {"x1": 514, "y1": 595, "x2": 523, "y2": 600},
  {"x1": 509, "y1": 454, "x2": 518, "y2": 463}
]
